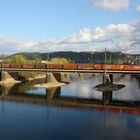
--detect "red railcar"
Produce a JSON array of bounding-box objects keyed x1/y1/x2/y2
[
  {"x1": 78, "y1": 64, "x2": 94, "y2": 70},
  {"x1": 63, "y1": 64, "x2": 78, "y2": 69},
  {"x1": 105, "y1": 65, "x2": 124, "y2": 70},
  {"x1": 22, "y1": 64, "x2": 36, "y2": 69},
  {"x1": 2, "y1": 64, "x2": 11, "y2": 68},
  {"x1": 10, "y1": 64, "x2": 22, "y2": 68},
  {"x1": 132, "y1": 65, "x2": 140, "y2": 71},
  {"x1": 36, "y1": 64, "x2": 46, "y2": 69},
  {"x1": 94, "y1": 65, "x2": 104, "y2": 69},
  {"x1": 124, "y1": 65, "x2": 140, "y2": 71},
  {"x1": 49, "y1": 64, "x2": 63, "y2": 69}
]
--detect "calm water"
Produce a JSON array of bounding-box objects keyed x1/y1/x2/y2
[{"x1": 0, "y1": 74, "x2": 140, "y2": 140}]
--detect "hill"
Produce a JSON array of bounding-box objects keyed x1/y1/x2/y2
[{"x1": 10, "y1": 51, "x2": 139, "y2": 64}]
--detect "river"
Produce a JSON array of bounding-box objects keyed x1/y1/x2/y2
[{"x1": 0, "y1": 74, "x2": 140, "y2": 140}]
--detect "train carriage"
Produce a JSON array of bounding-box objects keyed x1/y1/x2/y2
[
  {"x1": 78, "y1": 64, "x2": 94, "y2": 70},
  {"x1": 49, "y1": 64, "x2": 63, "y2": 69},
  {"x1": 22, "y1": 64, "x2": 36, "y2": 69},
  {"x1": 63, "y1": 64, "x2": 78, "y2": 70},
  {"x1": 10, "y1": 64, "x2": 22, "y2": 68},
  {"x1": 124, "y1": 65, "x2": 140, "y2": 71},
  {"x1": 94, "y1": 65, "x2": 104, "y2": 70},
  {"x1": 105, "y1": 65, "x2": 124, "y2": 70},
  {"x1": 36, "y1": 64, "x2": 46, "y2": 69},
  {"x1": 2, "y1": 64, "x2": 11, "y2": 68}
]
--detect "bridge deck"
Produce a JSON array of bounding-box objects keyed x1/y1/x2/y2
[{"x1": 1, "y1": 68, "x2": 140, "y2": 74}]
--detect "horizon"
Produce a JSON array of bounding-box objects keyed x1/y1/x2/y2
[
  {"x1": 5, "y1": 50, "x2": 140, "y2": 57},
  {"x1": 0, "y1": 0, "x2": 140, "y2": 54}
]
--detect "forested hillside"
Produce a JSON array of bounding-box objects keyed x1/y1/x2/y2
[{"x1": 10, "y1": 51, "x2": 139, "y2": 64}]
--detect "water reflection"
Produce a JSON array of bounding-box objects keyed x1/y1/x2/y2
[
  {"x1": 102, "y1": 91, "x2": 112, "y2": 104},
  {"x1": 0, "y1": 74, "x2": 140, "y2": 140},
  {"x1": 0, "y1": 74, "x2": 140, "y2": 103},
  {"x1": 0, "y1": 78, "x2": 140, "y2": 115},
  {"x1": 133, "y1": 75, "x2": 140, "y2": 89}
]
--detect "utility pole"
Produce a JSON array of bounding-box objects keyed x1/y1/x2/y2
[
  {"x1": 105, "y1": 48, "x2": 107, "y2": 75},
  {"x1": 47, "y1": 52, "x2": 49, "y2": 73},
  {"x1": 110, "y1": 54, "x2": 112, "y2": 65},
  {"x1": 0, "y1": 53, "x2": 4, "y2": 72}
]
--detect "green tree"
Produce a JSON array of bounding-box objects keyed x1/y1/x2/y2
[
  {"x1": 35, "y1": 57, "x2": 42, "y2": 64},
  {"x1": 11, "y1": 54, "x2": 27, "y2": 64}
]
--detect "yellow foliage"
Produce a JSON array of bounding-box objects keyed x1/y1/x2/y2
[{"x1": 50, "y1": 57, "x2": 69, "y2": 64}]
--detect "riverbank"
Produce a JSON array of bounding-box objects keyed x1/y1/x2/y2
[
  {"x1": 34, "y1": 82, "x2": 65, "y2": 88},
  {"x1": 27, "y1": 74, "x2": 46, "y2": 81}
]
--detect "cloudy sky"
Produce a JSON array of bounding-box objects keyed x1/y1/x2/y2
[{"x1": 0, "y1": 0, "x2": 140, "y2": 54}]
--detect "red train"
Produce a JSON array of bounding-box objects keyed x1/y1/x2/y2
[{"x1": 1, "y1": 63, "x2": 140, "y2": 71}]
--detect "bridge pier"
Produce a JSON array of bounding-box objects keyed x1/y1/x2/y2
[
  {"x1": 0, "y1": 83, "x2": 17, "y2": 96},
  {"x1": 46, "y1": 72, "x2": 71, "y2": 83},
  {"x1": 101, "y1": 74, "x2": 113, "y2": 104},
  {"x1": 55, "y1": 73, "x2": 63, "y2": 82},
  {"x1": 61, "y1": 73, "x2": 71, "y2": 82},
  {"x1": 0, "y1": 71, "x2": 20, "y2": 83},
  {"x1": 46, "y1": 73, "x2": 59, "y2": 83},
  {"x1": 103, "y1": 74, "x2": 113, "y2": 85}
]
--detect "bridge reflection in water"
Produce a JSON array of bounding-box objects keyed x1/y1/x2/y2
[{"x1": 0, "y1": 80, "x2": 140, "y2": 115}]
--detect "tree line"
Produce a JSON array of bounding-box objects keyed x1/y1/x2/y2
[{"x1": 7, "y1": 51, "x2": 138, "y2": 65}]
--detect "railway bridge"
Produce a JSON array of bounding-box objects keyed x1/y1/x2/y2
[{"x1": 0, "y1": 63, "x2": 140, "y2": 84}]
